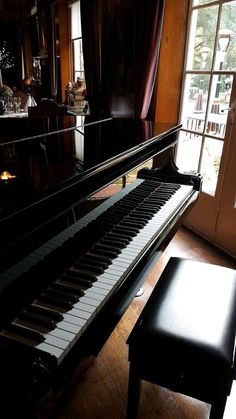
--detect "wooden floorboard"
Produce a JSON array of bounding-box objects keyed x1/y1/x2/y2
[{"x1": 56, "y1": 226, "x2": 236, "y2": 419}]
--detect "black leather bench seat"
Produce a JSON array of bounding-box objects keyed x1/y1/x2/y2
[{"x1": 127, "y1": 257, "x2": 236, "y2": 419}]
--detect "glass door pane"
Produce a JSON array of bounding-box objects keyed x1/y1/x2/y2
[
  {"x1": 205, "y1": 74, "x2": 231, "y2": 138},
  {"x1": 187, "y1": 4, "x2": 218, "y2": 71},
  {"x1": 215, "y1": 1, "x2": 236, "y2": 71},
  {"x1": 181, "y1": 74, "x2": 210, "y2": 133},
  {"x1": 176, "y1": 0, "x2": 236, "y2": 249},
  {"x1": 200, "y1": 136, "x2": 224, "y2": 194}
]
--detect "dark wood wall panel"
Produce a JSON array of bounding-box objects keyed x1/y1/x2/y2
[{"x1": 155, "y1": 0, "x2": 189, "y2": 124}]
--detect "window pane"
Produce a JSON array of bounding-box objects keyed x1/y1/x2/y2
[
  {"x1": 215, "y1": 1, "x2": 236, "y2": 71},
  {"x1": 75, "y1": 71, "x2": 85, "y2": 81},
  {"x1": 181, "y1": 74, "x2": 210, "y2": 133},
  {"x1": 200, "y1": 137, "x2": 223, "y2": 195},
  {"x1": 73, "y1": 39, "x2": 84, "y2": 74},
  {"x1": 175, "y1": 131, "x2": 202, "y2": 174},
  {"x1": 187, "y1": 5, "x2": 218, "y2": 71},
  {"x1": 76, "y1": 115, "x2": 85, "y2": 128},
  {"x1": 204, "y1": 74, "x2": 231, "y2": 138},
  {"x1": 193, "y1": 0, "x2": 215, "y2": 5},
  {"x1": 71, "y1": 1, "x2": 82, "y2": 39}
]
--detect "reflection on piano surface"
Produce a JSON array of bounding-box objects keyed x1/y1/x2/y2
[{"x1": 0, "y1": 117, "x2": 201, "y2": 418}]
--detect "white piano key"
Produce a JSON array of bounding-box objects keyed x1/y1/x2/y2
[
  {"x1": 99, "y1": 271, "x2": 121, "y2": 281},
  {"x1": 107, "y1": 265, "x2": 127, "y2": 274},
  {"x1": 80, "y1": 295, "x2": 103, "y2": 307},
  {"x1": 87, "y1": 285, "x2": 108, "y2": 296},
  {"x1": 93, "y1": 281, "x2": 114, "y2": 291},
  {"x1": 47, "y1": 328, "x2": 75, "y2": 343},
  {"x1": 84, "y1": 289, "x2": 105, "y2": 301},
  {"x1": 40, "y1": 334, "x2": 68, "y2": 350},
  {"x1": 73, "y1": 301, "x2": 96, "y2": 313},
  {"x1": 1, "y1": 330, "x2": 65, "y2": 363},
  {"x1": 63, "y1": 313, "x2": 87, "y2": 327},
  {"x1": 56, "y1": 320, "x2": 82, "y2": 334},
  {"x1": 35, "y1": 342, "x2": 65, "y2": 362},
  {"x1": 67, "y1": 308, "x2": 92, "y2": 320},
  {"x1": 97, "y1": 276, "x2": 118, "y2": 286},
  {"x1": 14, "y1": 318, "x2": 76, "y2": 347}
]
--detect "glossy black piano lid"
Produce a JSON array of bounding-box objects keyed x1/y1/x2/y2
[{"x1": 0, "y1": 118, "x2": 179, "y2": 216}]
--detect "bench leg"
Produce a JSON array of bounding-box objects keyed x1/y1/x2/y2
[
  {"x1": 209, "y1": 394, "x2": 227, "y2": 419},
  {"x1": 127, "y1": 362, "x2": 141, "y2": 419}
]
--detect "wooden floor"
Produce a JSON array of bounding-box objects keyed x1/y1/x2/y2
[{"x1": 57, "y1": 226, "x2": 236, "y2": 419}]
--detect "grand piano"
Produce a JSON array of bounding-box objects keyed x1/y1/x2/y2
[{"x1": 0, "y1": 116, "x2": 201, "y2": 417}]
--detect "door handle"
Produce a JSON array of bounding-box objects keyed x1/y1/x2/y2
[
  {"x1": 221, "y1": 99, "x2": 236, "y2": 123},
  {"x1": 220, "y1": 107, "x2": 233, "y2": 113}
]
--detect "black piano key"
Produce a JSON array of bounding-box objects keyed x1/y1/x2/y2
[
  {"x1": 134, "y1": 206, "x2": 158, "y2": 214},
  {"x1": 137, "y1": 204, "x2": 161, "y2": 212},
  {"x1": 104, "y1": 232, "x2": 130, "y2": 245},
  {"x1": 152, "y1": 195, "x2": 171, "y2": 200},
  {"x1": 88, "y1": 249, "x2": 116, "y2": 260},
  {"x1": 119, "y1": 220, "x2": 146, "y2": 230},
  {"x1": 92, "y1": 244, "x2": 121, "y2": 256},
  {"x1": 6, "y1": 323, "x2": 45, "y2": 343},
  {"x1": 62, "y1": 274, "x2": 93, "y2": 288},
  {"x1": 144, "y1": 200, "x2": 165, "y2": 207},
  {"x1": 99, "y1": 238, "x2": 127, "y2": 249},
  {"x1": 122, "y1": 217, "x2": 147, "y2": 226},
  {"x1": 46, "y1": 287, "x2": 80, "y2": 304},
  {"x1": 38, "y1": 293, "x2": 74, "y2": 310},
  {"x1": 83, "y1": 253, "x2": 113, "y2": 265},
  {"x1": 127, "y1": 213, "x2": 153, "y2": 221},
  {"x1": 51, "y1": 281, "x2": 85, "y2": 297},
  {"x1": 18, "y1": 311, "x2": 56, "y2": 330},
  {"x1": 66, "y1": 268, "x2": 97, "y2": 282},
  {"x1": 73, "y1": 261, "x2": 104, "y2": 275},
  {"x1": 77, "y1": 257, "x2": 109, "y2": 270},
  {"x1": 28, "y1": 304, "x2": 64, "y2": 321},
  {"x1": 112, "y1": 203, "x2": 136, "y2": 213},
  {"x1": 148, "y1": 195, "x2": 170, "y2": 201},
  {"x1": 94, "y1": 243, "x2": 122, "y2": 254},
  {"x1": 112, "y1": 227, "x2": 137, "y2": 237}
]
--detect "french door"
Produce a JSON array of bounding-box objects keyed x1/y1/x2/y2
[{"x1": 175, "y1": 0, "x2": 236, "y2": 258}]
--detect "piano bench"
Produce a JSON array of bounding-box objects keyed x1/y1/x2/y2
[{"x1": 126, "y1": 257, "x2": 236, "y2": 419}]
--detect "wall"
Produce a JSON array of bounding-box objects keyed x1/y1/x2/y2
[{"x1": 155, "y1": 0, "x2": 189, "y2": 124}]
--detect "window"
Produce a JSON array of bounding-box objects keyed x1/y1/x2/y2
[
  {"x1": 176, "y1": 0, "x2": 236, "y2": 196},
  {"x1": 69, "y1": 0, "x2": 87, "y2": 118},
  {"x1": 70, "y1": 1, "x2": 85, "y2": 82}
]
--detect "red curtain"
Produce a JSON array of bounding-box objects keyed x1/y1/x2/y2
[{"x1": 81, "y1": 0, "x2": 165, "y2": 119}]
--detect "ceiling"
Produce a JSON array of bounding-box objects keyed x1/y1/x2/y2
[{"x1": 0, "y1": 0, "x2": 34, "y2": 24}]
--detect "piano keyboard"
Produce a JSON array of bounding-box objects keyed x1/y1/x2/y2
[{"x1": 0, "y1": 179, "x2": 194, "y2": 364}]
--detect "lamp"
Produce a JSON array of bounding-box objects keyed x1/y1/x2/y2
[
  {"x1": 218, "y1": 28, "x2": 234, "y2": 53},
  {"x1": 215, "y1": 29, "x2": 234, "y2": 98},
  {"x1": 0, "y1": 171, "x2": 16, "y2": 181},
  {"x1": 200, "y1": 46, "x2": 211, "y2": 69}
]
